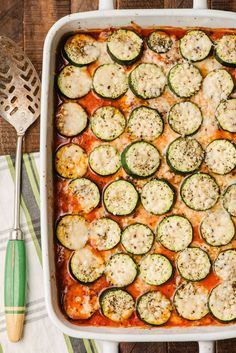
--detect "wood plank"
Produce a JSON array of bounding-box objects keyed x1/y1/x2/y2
[
  {"x1": 168, "y1": 342, "x2": 198, "y2": 353},
  {"x1": 210, "y1": 0, "x2": 236, "y2": 11},
  {"x1": 71, "y1": 0, "x2": 99, "y2": 13},
  {"x1": 20, "y1": 0, "x2": 70, "y2": 154},
  {"x1": 164, "y1": 0, "x2": 192, "y2": 7},
  {"x1": 120, "y1": 342, "x2": 167, "y2": 353},
  {"x1": 216, "y1": 339, "x2": 236, "y2": 353},
  {"x1": 117, "y1": 0, "x2": 164, "y2": 8}
]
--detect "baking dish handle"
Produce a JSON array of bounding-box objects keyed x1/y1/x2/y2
[
  {"x1": 96, "y1": 340, "x2": 119, "y2": 353},
  {"x1": 193, "y1": 0, "x2": 208, "y2": 9},
  {"x1": 198, "y1": 341, "x2": 215, "y2": 353},
  {"x1": 99, "y1": 0, "x2": 115, "y2": 10}
]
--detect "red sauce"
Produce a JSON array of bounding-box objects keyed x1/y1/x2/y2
[{"x1": 54, "y1": 25, "x2": 236, "y2": 329}]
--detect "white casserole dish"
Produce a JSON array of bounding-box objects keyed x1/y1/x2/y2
[{"x1": 40, "y1": 1, "x2": 236, "y2": 352}]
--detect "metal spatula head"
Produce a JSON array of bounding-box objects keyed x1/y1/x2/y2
[{"x1": 0, "y1": 36, "x2": 40, "y2": 134}]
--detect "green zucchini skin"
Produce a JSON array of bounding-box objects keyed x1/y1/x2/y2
[
  {"x1": 121, "y1": 223, "x2": 154, "y2": 255},
  {"x1": 215, "y1": 99, "x2": 236, "y2": 133},
  {"x1": 223, "y1": 183, "x2": 236, "y2": 217},
  {"x1": 105, "y1": 253, "x2": 138, "y2": 287},
  {"x1": 208, "y1": 281, "x2": 236, "y2": 322},
  {"x1": 205, "y1": 139, "x2": 236, "y2": 175},
  {"x1": 140, "y1": 253, "x2": 173, "y2": 286},
  {"x1": 121, "y1": 141, "x2": 160, "y2": 179},
  {"x1": 147, "y1": 30, "x2": 173, "y2": 54},
  {"x1": 179, "y1": 30, "x2": 212, "y2": 62},
  {"x1": 107, "y1": 29, "x2": 143, "y2": 66}
]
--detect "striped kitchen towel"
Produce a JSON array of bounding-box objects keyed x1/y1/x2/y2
[{"x1": 0, "y1": 152, "x2": 98, "y2": 353}]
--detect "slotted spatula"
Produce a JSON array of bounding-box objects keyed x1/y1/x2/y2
[{"x1": 0, "y1": 36, "x2": 40, "y2": 342}]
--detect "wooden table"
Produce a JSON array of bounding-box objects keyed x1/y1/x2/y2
[{"x1": 1, "y1": 0, "x2": 236, "y2": 352}]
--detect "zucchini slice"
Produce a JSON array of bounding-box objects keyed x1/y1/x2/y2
[
  {"x1": 70, "y1": 246, "x2": 105, "y2": 283},
  {"x1": 157, "y1": 215, "x2": 193, "y2": 252},
  {"x1": 203, "y1": 69, "x2": 234, "y2": 102},
  {"x1": 223, "y1": 184, "x2": 236, "y2": 217},
  {"x1": 209, "y1": 281, "x2": 236, "y2": 322},
  {"x1": 200, "y1": 210, "x2": 235, "y2": 246},
  {"x1": 63, "y1": 286, "x2": 98, "y2": 320},
  {"x1": 129, "y1": 63, "x2": 166, "y2": 99},
  {"x1": 215, "y1": 99, "x2": 236, "y2": 133},
  {"x1": 174, "y1": 282, "x2": 209, "y2": 321},
  {"x1": 140, "y1": 253, "x2": 173, "y2": 286},
  {"x1": 141, "y1": 179, "x2": 176, "y2": 215},
  {"x1": 92, "y1": 64, "x2": 128, "y2": 99},
  {"x1": 90, "y1": 106, "x2": 126, "y2": 141},
  {"x1": 121, "y1": 141, "x2": 160, "y2": 178},
  {"x1": 105, "y1": 253, "x2": 137, "y2": 287},
  {"x1": 121, "y1": 223, "x2": 154, "y2": 255},
  {"x1": 168, "y1": 63, "x2": 202, "y2": 98},
  {"x1": 215, "y1": 35, "x2": 236, "y2": 68},
  {"x1": 180, "y1": 30, "x2": 212, "y2": 62},
  {"x1": 166, "y1": 137, "x2": 204, "y2": 174},
  {"x1": 147, "y1": 31, "x2": 173, "y2": 54},
  {"x1": 103, "y1": 180, "x2": 139, "y2": 216},
  {"x1": 168, "y1": 101, "x2": 202, "y2": 136},
  {"x1": 55, "y1": 143, "x2": 87, "y2": 179},
  {"x1": 205, "y1": 139, "x2": 236, "y2": 175},
  {"x1": 89, "y1": 218, "x2": 121, "y2": 251},
  {"x1": 55, "y1": 102, "x2": 88, "y2": 137},
  {"x1": 100, "y1": 288, "x2": 135, "y2": 322},
  {"x1": 177, "y1": 247, "x2": 211, "y2": 281},
  {"x1": 136, "y1": 291, "x2": 172, "y2": 326},
  {"x1": 214, "y1": 249, "x2": 236, "y2": 281},
  {"x1": 68, "y1": 178, "x2": 100, "y2": 213},
  {"x1": 127, "y1": 106, "x2": 163, "y2": 141},
  {"x1": 57, "y1": 65, "x2": 91, "y2": 99},
  {"x1": 64, "y1": 34, "x2": 100, "y2": 66},
  {"x1": 56, "y1": 214, "x2": 88, "y2": 250},
  {"x1": 107, "y1": 29, "x2": 143, "y2": 65},
  {"x1": 180, "y1": 173, "x2": 219, "y2": 211},
  {"x1": 89, "y1": 145, "x2": 121, "y2": 176}
]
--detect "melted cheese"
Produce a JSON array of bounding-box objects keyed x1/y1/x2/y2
[
  {"x1": 216, "y1": 99, "x2": 236, "y2": 133},
  {"x1": 205, "y1": 139, "x2": 236, "y2": 175},
  {"x1": 223, "y1": 184, "x2": 236, "y2": 216},
  {"x1": 209, "y1": 281, "x2": 236, "y2": 321},
  {"x1": 203, "y1": 69, "x2": 234, "y2": 103},
  {"x1": 58, "y1": 65, "x2": 91, "y2": 99},
  {"x1": 57, "y1": 215, "x2": 88, "y2": 250},
  {"x1": 169, "y1": 63, "x2": 202, "y2": 97},
  {"x1": 56, "y1": 102, "x2": 88, "y2": 137},
  {"x1": 177, "y1": 248, "x2": 211, "y2": 281},
  {"x1": 140, "y1": 254, "x2": 172, "y2": 285},
  {"x1": 121, "y1": 223, "x2": 153, "y2": 254},
  {"x1": 214, "y1": 250, "x2": 236, "y2": 280},
  {"x1": 55, "y1": 144, "x2": 87, "y2": 179},
  {"x1": 69, "y1": 178, "x2": 100, "y2": 213},
  {"x1": 105, "y1": 253, "x2": 137, "y2": 287},
  {"x1": 89, "y1": 218, "x2": 121, "y2": 251},
  {"x1": 89, "y1": 145, "x2": 121, "y2": 175},
  {"x1": 101, "y1": 289, "x2": 135, "y2": 322}
]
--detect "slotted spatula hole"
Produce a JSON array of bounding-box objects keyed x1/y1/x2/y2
[
  {"x1": 28, "y1": 106, "x2": 35, "y2": 114},
  {"x1": 33, "y1": 86, "x2": 39, "y2": 97},
  {"x1": 26, "y1": 95, "x2": 33, "y2": 102},
  {"x1": 9, "y1": 86, "x2": 15, "y2": 94},
  {"x1": 20, "y1": 68, "x2": 33, "y2": 82},
  {"x1": 23, "y1": 84, "x2": 31, "y2": 92},
  {"x1": 4, "y1": 105, "x2": 10, "y2": 111},
  {"x1": 10, "y1": 107, "x2": 18, "y2": 116},
  {"x1": 10, "y1": 96, "x2": 17, "y2": 104}
]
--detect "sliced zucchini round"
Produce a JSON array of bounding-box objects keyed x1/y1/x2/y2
[
  {"x1": 177, "y1": 247, "x2": 211, "y2": 281},
  {"x1": 89, "y1": 218, "x2": 121, "y2": 251},
  {"x1": 121, "y1": 223, "x2": 154, "y2": 255},
  {"x1": 64, "y1": 34, "x2": 100, "y2": 66},
  {"x1": 166, "y1": 137, "x2": 204, "y2": 174},
  {"x1": 55, "y1": 102, "x2": 88, "y2": 137},
  {"x1": 200, "y1": 210, "x2": 235, "y2": 246},
  {"x1": 70, "y1": 246, "x2": 105, "y2": 283},
  {"x1": 89, "y1": 145, "x2": 121, "y2": 176},
  {"x1": 100, "y1": 288, "x2": 135, "y2": 322},
  {"x1": 140, "y1": 253, "x2": 173, "y2": 286},
  {"x1": 203, "y1": 69, "x2": 234, "y2": 102},
  {"x1": 157, "y1": 215, "x2": 193, "y2": 252},
  {"x1": 63, "y1": 285, "x2": 98, "y2": 320},
  {"x1": 92, "y1": 64, "x2": 128, "y2": 99},
  {"x1": 214, "y1": 249, "x2": 236, "y2": 281},
  {"x1": 127, "y1": 106, "x2": 163, "y2": 141},
  {"x1": 55, "y1": 143, "x2": 87, "y2": 179},
  {"x1": 129, "y1": 63, "x2": 166, "y2": 99},
  {"x1": 141, "y1": 179, "x2": 175, "y2": 215},
  {"x1": 105, "y1": 253, "x2": 137, "y2": 287},
  {"x1": 180, "y1": 173, "x2": 219, "y2": 211},
  {"x1": 174, "y1": 282, "x2": 209, "y2": 320},
  {"x1": 136, "y1": 291, "x2": 172, "y2": 326},
  {"x1": 215, "y1": 99, "x2": 236, "y2": 133},
  {"x1": 107, "y1": 29, "x2": 143, "y2": 65},
  {"x1": 147, "y1": 31, "x2": 173, "y2": 54},
  {"x1": 215, "y1": 35, "x2": 236, "y2": 68},
  {"x1": 57, "y1": 65, "x2": 91, "y2": 99},
  {"x1": 223, "y1": 184, "x2": 236, "y2": 217},
  {"x1": 56, "y1": 214, "x2": 88, "y2": 250},
  {"x1": 103, "y1": 180, "x2": 139, "y2": 216},
  {"x1": 180, "y1": 30, "x2": 212, "y2": 62},
  {"x1": 128, "y1": 105, "x2": 164, "y2": 141},
  {"x1": 168, "y1": 63, "x2": 202, "y2": 98},
  {"x1": 205, "y1": 139, "x2": 236, "y2": 175},
  {"x1": 68, "y1": 178, "x2": 100, "y2": 213},
  {"x1": 121, "y1": 141, "x2": 160, "y2": 178},
  {"x1": 168, "y1": 101, "x2": 202, "y2": 136},
  {"x1": 90, "y1": 106, "x2": 126, "y2": 141},
  {"x1": 209, "y1": 281, "x2": 236, "y2": 322}
]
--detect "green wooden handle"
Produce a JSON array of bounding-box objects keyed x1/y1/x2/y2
[{"x1": 4, "y1": 239, "x2": 26, "y2": 342}]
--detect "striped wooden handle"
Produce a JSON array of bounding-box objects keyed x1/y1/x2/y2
[{"x1": 4, "y1": 239, "x2": 26, "y2": 342}]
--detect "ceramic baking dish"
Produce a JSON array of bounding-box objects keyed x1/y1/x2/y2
[{"x1": 40, "y1": 1, "x2": 236, "y2": 352}]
